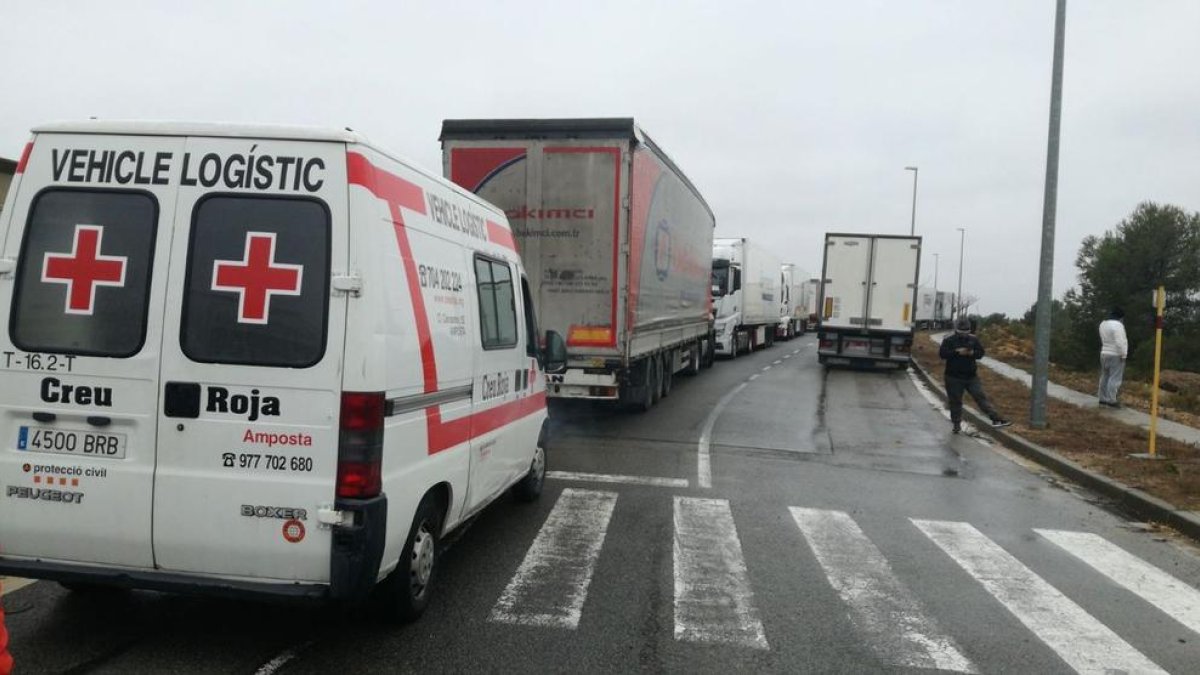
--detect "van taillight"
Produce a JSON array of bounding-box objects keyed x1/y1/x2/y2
[{"x1": 336, "y1": 391, "x2": 385, "y2": 499}]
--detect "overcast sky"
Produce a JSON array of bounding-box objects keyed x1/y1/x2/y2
[{"x1": 3, "y1": 1, "x2": 1197, "y2": 316}]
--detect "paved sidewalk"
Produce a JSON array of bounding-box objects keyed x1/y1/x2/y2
[{"x1": 928, "y1": 333, "x2": 1200, "y2": 448}]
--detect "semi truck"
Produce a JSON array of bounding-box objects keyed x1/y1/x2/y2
[
  {"x1": 440, "y1": 118, "x2": 716, "y2": 411},
  {"x1": 817, "y1": 233, "x2": 921, "y2": 368},
  {"x1": 712, "y1": 237, "x2": 782, "y2": 356},
  {"x1": 777, "y1": 263, "x2": 811, "y2": 339}
]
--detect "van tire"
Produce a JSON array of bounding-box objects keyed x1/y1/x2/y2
[
  {"x1": 512, "y1": 442, "x2": 546, "y2": 503},
  {"x1": 381, "y1": 496, "x2": 443, "y2": 623}
]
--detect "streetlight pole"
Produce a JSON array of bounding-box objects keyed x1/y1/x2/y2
[
  {"x1": 956, "y1": 228, "x2": 965, "y2": 319},
  {"x1": 904, "y1": 166, "x2": 918, "y2": 235},
  {"x1": 932, "y1": 253, "x2": 940, "y2": 292},
  {"x1": 1031, "y1": 0, "x2": 1067, "y2": 429}
]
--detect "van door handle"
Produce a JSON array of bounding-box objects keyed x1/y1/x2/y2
[
  {"x1": 32, "y1": 411, "x2": 56, "y2": 423},
  {"x1": 87, "y1": 416, "x2": 112, "y2": 427}
]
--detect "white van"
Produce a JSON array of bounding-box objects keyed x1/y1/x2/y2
[{"x1": 0, "y1": 121, "x2": 565, "y2": 620}]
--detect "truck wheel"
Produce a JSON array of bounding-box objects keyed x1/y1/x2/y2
[
  {"x1": 632, "y1": 359, "x2": 655, "y2": 412},
  {"x1": 512, "y1": 440, "x2": 546, "y2": 503},
  {"x1": 661, "y1": 353, "x2": 674, "y2": 398},
  {"x1": 650, "y1": 356, "x2": 663, "y2": 405},
  {"x1": 684, "y1": 342, "x2": 701, "y2": 376},
  {"x1": 702, "y1": 338, "x2": 715, "y2": 368},
  {"x1": 380, "y1": 495, "x2": 444, "y2": 623}
]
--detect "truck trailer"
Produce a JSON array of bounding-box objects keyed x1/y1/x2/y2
[
  {"x1": 778, "y1": 263, "x2": 811, "y2": 339},
  {"x1": 440, "y1": 118, "x2": 716, "y2": 411},
  {"x1": 800, "y1": 277, "x2": 822, "y2": 331},
  {"x1": 712, "y1": 237, "x2": 782, "y2": 356},
  {"x1": 913, "y1": 286, "x2": 938, "y2": 329},
  {"x1": 817, "y1": 233, "x2": 921, "y2": 368}
]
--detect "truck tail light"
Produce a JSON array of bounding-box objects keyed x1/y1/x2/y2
[
  {"x1": 336, "y1": 391, "x2": 385, "y2": 499},
  {"x1": 819, "y1": 335, "x2": 835, "y2": 350}
]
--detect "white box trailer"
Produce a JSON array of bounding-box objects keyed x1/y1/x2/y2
[
  {"x1": 441, "y1": 118, "x2": 716, "y2": 411},
  {"x1": 913, "y1": 286, "x2": 937, "y2": 329},
  {"x1": 712, "y1": 237, "x2": 782, "y2": 356},
  {"x1": 777, "y1": 263, "x2": 810, "y2": 339},
  {"x1": 935, "y1": 291, "x2": 956, "y2": 327},
  {"x1": 817, "y1": 233, "x2": 921, "y2": 367},
  {"x1": 800, "y1": 278, "x2": 821, "y2": 329}
]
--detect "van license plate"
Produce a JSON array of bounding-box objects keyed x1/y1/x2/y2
[{"x1": 17, "y1": 427, "x2": 126, "y2": 459}]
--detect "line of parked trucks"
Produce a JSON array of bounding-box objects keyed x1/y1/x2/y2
[{"x1": 442, "y1": 117, "x2": 951, "y2": 404}]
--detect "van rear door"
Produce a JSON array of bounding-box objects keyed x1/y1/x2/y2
[
  {"x1": 152, "y1": 137, "x2": 348, "y2": 582},
  {"x1": 0, "y1": 134, "x2": 185, "y2": 568}
]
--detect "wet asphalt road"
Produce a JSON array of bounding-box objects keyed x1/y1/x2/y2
[{"x1": 5, "y1": 335, "x2": 1200, "y2": 673}]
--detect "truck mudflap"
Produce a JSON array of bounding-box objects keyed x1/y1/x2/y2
[{"x1": 329, "y1": 494, "x2": 388, "y2": 602}]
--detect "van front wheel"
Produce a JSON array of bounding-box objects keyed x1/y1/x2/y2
[
  {"x1": 381, "y1": 496, "x2": 443, "y2": 623},
  {"x1": 513, "y1": 443, "x2": 546, "y2": 502}
]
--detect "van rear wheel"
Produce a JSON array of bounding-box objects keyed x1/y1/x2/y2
[{"x1": 380, "y1": 495, "x2": 443, "y2": 623}]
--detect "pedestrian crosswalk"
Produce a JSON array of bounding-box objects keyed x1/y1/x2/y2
[{"x1": 486, "y1": 489, "x2": 1200, "y2": 672}]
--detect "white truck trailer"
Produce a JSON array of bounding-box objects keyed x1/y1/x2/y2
[
  {"x1": 800, "y1": 277, "x2": 821, "y2": 332},
  {"x1": 712, "y1": 237, "x2": 782, "y2": 356},
  {"x1": 817, "y1": 233, "x2": 921, "y2": 368},
  {"x1": 777, "y1": 263, "x2": 810, "y2": 339},
  {"x1": 441, "y1": 118, "x2": 716, "y2": 411},
  {"x1": 913, "y1": 286, "x2": 938, "y2": 329},
  {"x1": 935, "y1": 291, "x2": 956, "y2": 328}
]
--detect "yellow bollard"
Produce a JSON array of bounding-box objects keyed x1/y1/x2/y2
[{"x1": 1148, "y1": 285, "x2": 1165, "y2": 458}]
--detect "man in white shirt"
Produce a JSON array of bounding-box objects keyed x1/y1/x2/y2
[{"x1": 1098, "y1": 307, "x2": 1128, "y2": 407}]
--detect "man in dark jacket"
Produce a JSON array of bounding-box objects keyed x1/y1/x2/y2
[{"x1": 939, "y1": 317, "x2": 1012, "y2": 434}]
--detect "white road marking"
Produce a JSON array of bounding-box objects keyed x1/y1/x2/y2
[
  {"x1": 0, "y1": 577, "x2": 36, "y2": 595},
  {"x1": 913, "y1": 519, "x2": 1167, "y2": 675},
  {"x1": 1036, "y1": 529, "x2": 1200, "y2": 636},
  {"x1": 490, "y1": 489, "x2": 617, "y2": 629},
  {"x1": 791, "y1": 508, "x2": 975, "y2": 672},
  {"x1": 748, "y1": 374, "x2": 760, "y2": 381},
  {"x1": 674, "y1": 497, "x2": 769, "y2": 650},
  {"x1": 696, "y1": 382, "x2": 748, "y2": 489},
  {"x1": 761, "y1": 365, "x2": 772, "y2": 372},
  {"x1": 783, "y1": 354, "x2": 792, "y2": 359},
  {"x1": 546, "y1": 470, "x2": 689, "y2": 489},
  {"x1": 772, "y1": 359, "x2": 782, "y2": 365},
  {"x1": 254, "y1": 641, "x2": 315, "y2": 675}
]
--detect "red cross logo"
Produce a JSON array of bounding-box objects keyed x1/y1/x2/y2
[
  {"x1": 211, "y1": 232, "x2": 303, "y2": 324},
  {"x1": 41, "y1": 224, "x2": 128, "y2": 315}
]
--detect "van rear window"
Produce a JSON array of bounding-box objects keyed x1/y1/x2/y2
[
  {"x1": 180, "y1": 195, "x2": 330, "y2": 368},
  {"x1": 10, "y1": 189, "x2": 158, "y2": 357}
]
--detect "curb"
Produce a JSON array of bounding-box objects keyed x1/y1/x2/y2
[{"x1": 910, "y1": 358, "x2": 1200, "y2": 542}]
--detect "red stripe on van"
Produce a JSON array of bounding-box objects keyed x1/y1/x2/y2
[
  {"x1": 486, "y1": 220, "x2": 516, "y2": 251},
  {"x1": 347, "y1": 151, "x2": 546, "y2": 456},
  {"x1": 347, "y1": 152, "x2": 439, "y2": 394},
  {"x1": 15, "y1": 142, "x2": 33, "y2": 174}
]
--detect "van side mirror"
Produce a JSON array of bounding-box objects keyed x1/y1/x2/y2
[{"x1": 543, "y1": 330, "x2": 567, "y2": 374}]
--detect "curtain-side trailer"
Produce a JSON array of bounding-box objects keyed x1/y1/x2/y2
[
  {"x1": 817, "y1": 233, "x2": 921, "y2": 368},
  {"x1": 441, "y1": 118, "x2": 716, "y2": 411}
]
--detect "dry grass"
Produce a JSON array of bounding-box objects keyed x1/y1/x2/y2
[{"x1": 915, "y1": 335, "x2": 1200, "y2": 511}]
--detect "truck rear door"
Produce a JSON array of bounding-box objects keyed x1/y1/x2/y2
[
  {"x1": 152, "y1": 137, "x2": 348, "y2": 582},
  {"x1": 446, "y1": 142, "x2": 626, "y2": 356},
  {"x1": 820, "y1": 235, "x2": 871, "y2": 329},
  {"x1": 868, "y1": 237, "x2": 921, "y2": 331},
  {"x1": 0, "y1": 133, "x2": 185, "y2": 568}
]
